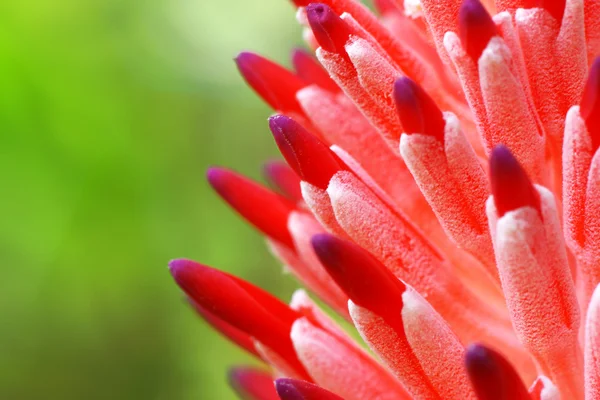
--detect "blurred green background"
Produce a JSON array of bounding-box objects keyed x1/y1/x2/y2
[{"x1": 0, "y1": 0, "x2": 310, "y2": 398}]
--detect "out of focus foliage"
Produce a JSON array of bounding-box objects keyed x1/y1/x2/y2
[{"x1": 0, "y1": 0, "x2": 303, "y2": 398}]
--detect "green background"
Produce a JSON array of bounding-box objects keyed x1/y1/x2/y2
[{"x1": 0, "y1": 0, "x2": 314, "y2": 398}]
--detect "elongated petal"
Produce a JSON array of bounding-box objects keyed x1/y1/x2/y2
[
  {"x1": 487, "y1": 165, "x2": 583, "y2": 397},
  {"x1": 402, "y1": 286, "x2": 477, "y2": 400},
  {"x1": 291, "y1": 317, "x2": 411, "y2": 400},
  {"x1": 398, "y1": 84, "x2": 496, "y2": 277},
  {"x1": 169, "y1": 259, "x2": 310, "y2": 380}
]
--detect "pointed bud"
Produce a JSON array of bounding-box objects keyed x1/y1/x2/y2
[
  {"x1": 490, "y1": 145, "x2": 541, "y2": 217},
  {"x1": 458, "y1": 0, "x2": 499, "y2": 61},
  {"x1": 275, "y1": 378, "x2": 344, "y2": 400},
  {"x1": 311, "y1": 234, "x2": 406, "y2": 323},
  {"x1": 393, "y1": 77, "x2": 445, "y2": 141},
  {"x1": 291, "y1": 48, "x2": 339, "y2": 92},
  {"x1": 263, "y1": 160, "x2": 303, "y2": 202},
  {"x1": 581, "y1": 57, "x2": 600, "y2": 151},
  {"x1": 305, "y1": 3, "x2": 353, "y2": 54},
  {"x1": 269, "y1": 115, "x2": 343, "y2": 190},
  {"x1": 169, "y1": 259, "x2": 308, "y2": 378},
  {"x1": 235, "y1": 52, "x2": 306, "y2": 114},
  {"x1": 207, "y1": 167, "x2": 296, "y2": 248},
  {"x1": 465, "y1": 344, "x2": 531, "y2": 400},
  {"x1": 229, "y1": 367, "x2": 279, "y2": 400}
]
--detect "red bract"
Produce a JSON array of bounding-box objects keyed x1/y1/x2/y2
[{"x1": 169, "y1": 0, "x2": 600, "y2": 399}]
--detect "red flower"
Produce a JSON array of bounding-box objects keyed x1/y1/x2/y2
[{"x1": 171, "y1": 0, "x2": 600, "y2": 398}]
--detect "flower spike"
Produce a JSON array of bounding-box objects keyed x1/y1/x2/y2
[
  {"x1": 235, "y1": 52, "x2": 307, "y2": 115},
  {"x1": 207, "y1": 167, "x2": 297, "y2": 248},
  {"x1": 458, "y1": 0, "x2": 499, "y2": 61},
  {"x1": 229, "y1": 367, "x2": 279, "y2": 400},
  {"x1": 305, "y1": 3, "x2": 353, "y2": 54},
  {"x1": 275, "y1": 378, "x2": 343, "y2": 400},
  {"x1": 393, "y1": 77, "x2": 445, "y2": 141},
  {"x1": 581, "y1": 57, "x2": 600, "y2": 151},
  {"x1": 465, "y1": 344, "x2": 531, "y2": 400},
  {"x1": 489, "y1": 145, "x2": 541, "y2": 217},
  {"x1": 269, "y1": 115, "x2": 344, "y2": 190}
]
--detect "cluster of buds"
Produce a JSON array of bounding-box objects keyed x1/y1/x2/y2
[{"x1": 170, "y1": 0, "x2": 600, "y2": 398}]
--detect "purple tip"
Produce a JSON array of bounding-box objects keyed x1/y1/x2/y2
[
  {"x1": 305, "y1": 3, "x2": 352, "y2": 54},
  {"x1": 458, "y1": 0, "x2": 498, "y2": 61},
  {"x1": 393, "y1": 77, "x2": 445, "y2": 141},
  {"x1": 489, "y1": 145, "x2": 540, "y2": 217},
  {"x1": 275, "y1": 378, "x2": 305, "y2": 400},
  {"x1": 268, "y1": 115, "x2": 342, "y2": 189}
]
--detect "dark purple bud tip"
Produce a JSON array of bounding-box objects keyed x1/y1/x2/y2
[
  {"x1": 275, "y1": 378, "x2": 344, "y2": 400},
  {"x1": 489, "y1": 145, "x2": 541, "y2": 218},
  {"x1": 393, "y1": 77, "x2": 445, "y2": 142},
  {"x1": 458, "y1": 0, "x2": 498, "y2": 61},
  {"x1": 581, "y1": 57, "x2": 600, "y2": 152},
  {"x1": 465, "y1": 344, "x2": 531, "y2": 400},
  {"x1": 311, "y1": 234, "x2": 406, "y2": 323},
  {"x1": 306, "y1": 3, "x2": 353, "y2": 54},
  {"x1": 268, "y1": 115, "x2": 342, "y2": 190}
]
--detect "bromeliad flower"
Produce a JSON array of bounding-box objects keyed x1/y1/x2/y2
[{"x1": 170, "y1": 0, "x2": 600, "y2": 398}]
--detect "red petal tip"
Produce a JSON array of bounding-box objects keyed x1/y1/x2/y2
[
  {"x1": 169, "y1": 259, "x2": 308, "y2": 377},
  {"x1": 393, "y1": 77, "x2": 445, "y2": 141},
  {"x1": 490, "y1": 145, "x2": 540, "y2": 217},
  {"x1": 458, "y1": 0, "x2": 498, "y2": 61},
  {"x1": 268, "y1": 115, "x2": 342, "y2": 190},
  {"x1": 465, "y1": 344, "x2": 531, "y2": 400},
  {"x1": 207, "y1": 166, "x2": 296, "y2": 248},
  {"x1": 263, "y1": 160, "x2": 303, "y2": 202},
  {"x1": 235, "y1": 51, "x2": 306, "y2": 113},
  {"x1": 275, "y1": 378, "x2": 344, "y2": 400},
  {"x1": 581, "y1": 57, "x2": 600, "y2": 152},
  {"x1": 291, "y1": 48, "x2": 339, "y2": 92},
  {"x1": 311, "y1": 234, "x2": 406, "y2": 322},
  {"x1": 305, "y1": 3, "x2": 353, "y2": 54}
]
